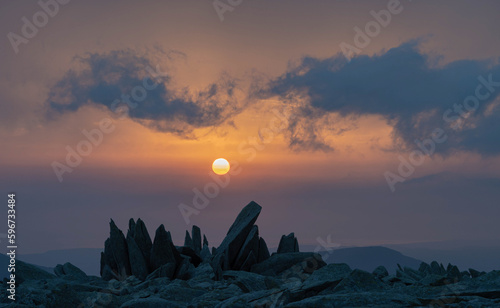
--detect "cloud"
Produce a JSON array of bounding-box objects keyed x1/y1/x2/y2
[
  {"x1": 46, "y1": 49, "x2": 245, "y2": 137},
  {"x1": 258, "y1": 41, "x2": 500, "y2": 155}
]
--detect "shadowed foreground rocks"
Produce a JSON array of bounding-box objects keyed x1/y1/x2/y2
[{"x1": 2, "y1": 201, "x2": 500, "y2": 307}]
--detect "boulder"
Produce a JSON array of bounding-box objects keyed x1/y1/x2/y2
[
  {"x1": 150, "y1": 224, "x2": 181, "y2": 271},
  {"x1": 211, "y1": 201, "x2": 262, "y2": 271},
  {"x1": 53, "y1": 262, "x2": 88, "y2": 281},
  {"x1": 300, "y1": 263, "x2": 352, "y2": 294},
  {"x1": 327, "y1": 269, "x2": 385, "y2": 293},
  {"x1": 251, "y1": 252, "x2": 326, "y2": 277},
  {"x1": 372, "y1": 265, "x2": 389, "y2": 279},
  {"x1": 277, "y1": 233, "x2": 299, "y2": 253}
]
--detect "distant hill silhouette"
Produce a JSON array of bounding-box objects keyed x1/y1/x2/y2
[
  {"x1": 299, "y1": 245, "x2": 422, "y2": 274},
  {"x1": 0, "y1": 254, "x2": 53, "y2": 280},
  {"x1": 18, "y1": 248, "x2": 102, "y2": 276}
]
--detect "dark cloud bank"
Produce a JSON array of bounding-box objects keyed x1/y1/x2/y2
[
  {"x1": 259, "y1": 41, "x2": 500, "y2": 155},
  {"x1": 47, "y1": 43, "x2": 500, "y2": 155}
]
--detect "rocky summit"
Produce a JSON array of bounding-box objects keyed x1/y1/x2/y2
[{"x1": 2, "y1": 201, "x2": 500, "y2": 307}]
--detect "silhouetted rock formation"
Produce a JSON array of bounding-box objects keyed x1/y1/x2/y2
[
  {"x1": 8, "y1": 201, "x2": 500, "y2": 307},
  {"x1": 277, "y1": 232, "x2": 300, "y2": 253}
]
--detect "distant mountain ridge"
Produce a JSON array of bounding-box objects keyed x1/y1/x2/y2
[{"x1": 298, "y1": 245, "x2": 422, "y2": 274}]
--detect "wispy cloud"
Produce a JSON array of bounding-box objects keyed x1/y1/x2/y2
[{"x1": 46, "y1": 49, "x2": 245, "y2": 137}]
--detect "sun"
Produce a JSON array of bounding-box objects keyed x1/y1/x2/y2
[{"x1": 212, "y1": 158, "x2": 230, "y2": 175}]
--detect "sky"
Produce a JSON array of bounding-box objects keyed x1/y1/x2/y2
[{"x1": 1, "y1": 0, "x2": 500, "y2": 254}]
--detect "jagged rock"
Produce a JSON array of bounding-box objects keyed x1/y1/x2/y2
[
  {"x1": 372, "y1": 265, "x2": 389, "y2": 279},
  {"x1": 251, "y1": 252, "x2": 326, "y2": 277},
  {"x1": 257, "y1": 237, "x2": 270, "y2": 263},
  {"x1": 146, "y1": 262, "x2": 176, "y2": 280},
  {"x1": 192, "y1": 225, "x2": 202, "y2": 255},
  {"x1": 418, "y1": 262, "x2": 432, "y2": 275},
  {"x1": 203, "y1": 235, "x2": 209, "y2": 247},
  {"x1": 233, "y1": 225, "x2": 259, "y2": 270},
  {"x1": 126, "y1": 235, "x2": 149, "y2": 280},
  {"x1": 277, "y1": 232, "x2": 299, "y2": 253},
  {"x1": 211, "y1": 201, "x2": 262, "y2": 272},
  {"x1": 177, "y1": 246, "x2": 202, "y2": 267},
  {"x1": 446, "y1": 264, "x2": 461, "y2": 282},
  {"x1": 102, "y1": 219, "x2": 132, "y2": 280},
  {"x1": 184, "y1": 230, "x2": 193, "y2": 248},
  {"x1": 430, "y1": 261, "x2": 445, "y2": 275},
  {"x1": 150, "y1": 224, "x2": 181, "y2": 271},
  {"x1": 132, "y1": 219, "x2": 153, "y2": 265},
  {"x1": 469, "y1": 268, "x2": 484, "y2": 278}
]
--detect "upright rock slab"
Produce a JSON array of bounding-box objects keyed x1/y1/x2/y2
[
  {"x1": 192, "y1": 225, "x2": 202, "y2": 255},
  {"x1": 277, "y1": 232, "x2": 299, "y2": 253},
  {"x1": 150, "y1": 224, "x2": 181, "y2": 271},
  {"x1": 102, "y1": 219, "x2": 131, "y2": 280},
  {"x1": 211, "y1": 201, "x2": 262, "y2": 272}
]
